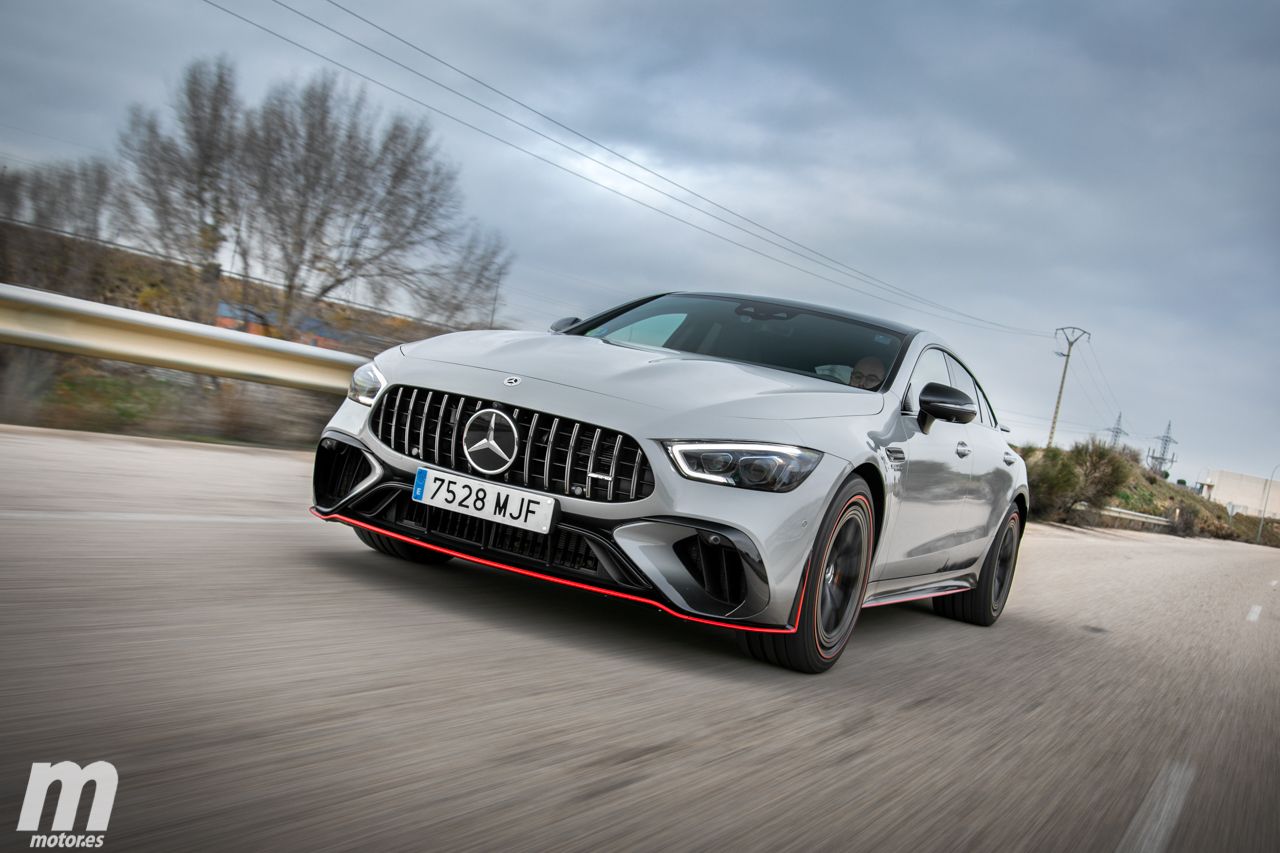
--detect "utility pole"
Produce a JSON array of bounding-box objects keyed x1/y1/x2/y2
[
  {"x1": 1104, "y1": 412, "x2": 1128, "y2": 448},
  {"x1": 1146, "y1": 421, "x2": 1178, "y2": 475},
  {"x1": 1047, "y1": 326, "x2": 1090, "y2": 448},
  {"x1": 1257, "y1": 462, "x2": 1280, "y2": 545}
]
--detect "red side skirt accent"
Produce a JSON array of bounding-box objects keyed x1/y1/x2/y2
[{"x1": 311, "y1": 508, "x2": 798, "y2": 635}]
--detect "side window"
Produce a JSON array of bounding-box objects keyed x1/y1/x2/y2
[
  {"x1": 976, "y1": 389, "x2": 993, "y2": 426},
  {"x1": 944, "y1": 353, "x2": 978, "y2": 400},
  {"x1": 904, "y1": 348, "x2": 952, "y2": 413},
  {"x1": 980, "y1": 390, "x2": 999, "y2": 428},
  {"x1": 945, "y1": 355, "x2": 996, "y2": 427}
]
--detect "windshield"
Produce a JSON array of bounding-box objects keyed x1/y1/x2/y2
[{"x1": 580, "y1": 294, "x2": 905, "y2": 390}]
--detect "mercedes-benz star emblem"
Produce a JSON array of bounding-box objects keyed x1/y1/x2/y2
[
  {"x1": 504, "y1": 376, "x2": 521, "y2": 386},
  {"x1": 462, "y1": 408, "x2": 520, "y2": 475}
]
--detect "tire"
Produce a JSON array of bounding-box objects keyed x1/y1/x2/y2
[
  {"x1": 739, "y1": 476, "x2": 875, "y2": 674},
  {"x1": 354, "y1": 526, "x2": 453, "y2": 565},
  {"x1": 933, "y1": 503, "x2": 1021, "y2": 626}
]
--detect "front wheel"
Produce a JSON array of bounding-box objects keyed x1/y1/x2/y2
[
  {"x1": 933, "y1": 504, "x2": 1021, "y2": 626},
  {"x1": 740, "y1": 477, "x2": 875, "y2": 674}
]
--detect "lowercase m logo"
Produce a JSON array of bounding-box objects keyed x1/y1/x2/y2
[{"x1": 17, "y1": 761, "x2": 118, "y2": 832}]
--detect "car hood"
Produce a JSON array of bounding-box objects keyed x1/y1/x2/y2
[{"x1": 399, "y1": 331, "x2": 884, "y2": 420}]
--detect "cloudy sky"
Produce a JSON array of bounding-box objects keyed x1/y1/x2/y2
[{"x1": 2, "y1": 0, "x2": 1277, "y2": 483}]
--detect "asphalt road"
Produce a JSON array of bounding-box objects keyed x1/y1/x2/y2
[{"x1": 1, "y1": 425, "x2": 1277, "y2": 852}]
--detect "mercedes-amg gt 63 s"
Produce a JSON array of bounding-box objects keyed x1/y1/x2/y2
[{"x1": 311, "y1": 293, "x2": 1029, "y2": 673}]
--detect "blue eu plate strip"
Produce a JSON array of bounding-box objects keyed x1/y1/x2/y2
[{"x1": 413, "y1": 468, "x2": 428, "y2": 501}]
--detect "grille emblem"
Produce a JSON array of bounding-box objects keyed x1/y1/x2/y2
[
  {"x1": 462, "y1": 408, "x2": 520, "y2": 475},
  {"x1": 504, "y1": 376, "x2": 521, "y2": 386}
]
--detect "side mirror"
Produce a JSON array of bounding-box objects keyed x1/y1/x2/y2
[
  {"x1": 549, "y1": 316, "x2": 580, "y2": 333},
  {"x1": 918, "y1": 382, "x2": 978, "y2": 426}
]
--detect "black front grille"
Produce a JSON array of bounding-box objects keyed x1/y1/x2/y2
[
  {"x1": 372, "y1": 489, "x2": 610, "y2": 580},
  {"x1": 314, "y1": 439, "x2": 373, "y2": 508},
  {"x1": 369, "y1": 385, "x2": 655, "y2": 502}
]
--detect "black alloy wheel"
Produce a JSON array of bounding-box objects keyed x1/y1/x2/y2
[
  {"x1": 740, "y1": 476, "x2": 875, "y2": 673},
  {"x1": 933, "y1": 503, "x2": 1022, "y2": 626},
  {"x1": 817, "y1": 502, "x2": 872, "y2": 654}
]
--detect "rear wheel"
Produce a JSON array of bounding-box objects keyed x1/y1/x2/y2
[
  {"x1": 354, "y1": 526, "x2": 452, "y2": 565},
  {"x1": 740, "y1": 477, "x2": 875, "y2": 674},
  {"x1": 933, "y1": 504, "x2": 1021, "y2": 626}
]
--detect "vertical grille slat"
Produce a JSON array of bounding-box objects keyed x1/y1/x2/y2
[
  {"x1": 522, "y1": 413, "x2": 539, "y2": 487},
  {"x1": 401, "y1": 389, "x2": 418, "y2": 454},
  {"x1": 417, "y1": 391, "x2": 433, "y2": 460},
  {"x1": 605, "y1": 435, "x2": 623, "y2": 501},
  {"x1": 449, "y1": 397, "x2": 466, "y2": 470},
  {"x1": 388, "y1": 387, "x2": 404, "y2": 448},
  {"x1": 584, "y1": 428, "x2": 602, "y2": 499},
  {"x1": 433, "y1": 394, "x2": 449, "y2": 464},
  {"x1": 370, "y1": 385, "x2": 653, "y2": 502},
  {"x1": 543, "y1": 418, "x2": 560, "y2": 492},
  {"x1": 563, "y1": 423, "x2": 580, "y2": 496}
]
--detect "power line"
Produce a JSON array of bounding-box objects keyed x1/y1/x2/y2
[
  {"x1": 0, "y1": 121, "x2": 111, "y2": 156},
  {"x1": 1073, "y1": 349, "x2": 1116, "y2": 422},
  {"x1": 1084, "y1": 339, "x2": 1124, "y2": 413},
  {"x1": 200, "y1": 0, "x2": 1052, "y2": 339},
  {"x1": 319, "y1": 0, "x2": 1050, "y2": 338},
  {"x1": 0, "y1": 151, "x2": 46, "y2": 169},
  {"x1": 1000, "y1": 407, "x2": 1102, "y2": 430},
  {"x1": 1069, "y1": 367, "x2": 1109, "y2": 426},
  {"x1": 277, "y1": 0, "x2": 1045, "y2": 336}
]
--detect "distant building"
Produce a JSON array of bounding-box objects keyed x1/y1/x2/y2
[
  {"x1": 1199, "y1": 469, "x2": 1280, "y2": 518},
  {"x1": 215, "y1": 301, "x2": 343, "y2": 350}
]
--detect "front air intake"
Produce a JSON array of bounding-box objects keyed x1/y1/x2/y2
[
  {"x1": 313, "y1": 438, "x2": 373, "y2": 509},
  {"x1": 674, "y1": 534, "x2": 749, "y2": 608}
]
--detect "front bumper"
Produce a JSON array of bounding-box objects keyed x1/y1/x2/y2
[{"x1": 313, "y1": 395, "x2": 850, "y2": 631}]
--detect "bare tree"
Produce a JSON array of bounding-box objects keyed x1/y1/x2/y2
[
  {"x1": 239, "y1": 72, "x2": 509, "y2": 336},
  {"x1": 117, "y1": 57, "x2": 240, "y2": 323},
  {"x1": 423, "y1": 226, "x2": 511, "y2": 328}
]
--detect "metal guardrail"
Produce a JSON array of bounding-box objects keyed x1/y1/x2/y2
[
  {"x1": 0, "y1": 283, "x2": 365, "y2": 394},
  {"x1": 1096, "y1": 505, "x2": 1171, "y2": 528}
]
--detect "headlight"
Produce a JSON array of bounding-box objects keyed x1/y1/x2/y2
[
  {"x1": 664, "y1": 442, "x2": 822, "y2": 492},
  {"x1": 347, "y1": 362, "x2": 386, "y2": 406}
]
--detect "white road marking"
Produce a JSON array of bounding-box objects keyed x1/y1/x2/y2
[
  {"x1": 1115, "y1": 760, "x2": 1195, "y2": 853},
  {"x1": 1271, "y1": 580, "x2": 1278, "y2": 587},
  {"x1": 1246, "y1": 605, "x2": 1262, "y2": 622},
  {"x1": 0, "y1": 510, "x2": 313, "y2": 524}
]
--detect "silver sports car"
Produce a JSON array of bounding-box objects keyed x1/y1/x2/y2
[{"x1": 311, "y1": 292, "x2": 1029, "y2": 673}]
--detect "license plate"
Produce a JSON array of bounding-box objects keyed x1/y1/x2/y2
[{"x1": 412, "y1": 467, "x2": 557, "y2": 535}]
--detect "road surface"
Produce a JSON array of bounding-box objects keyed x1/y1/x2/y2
[{"x1": 1, "y1": 425, "x2": 1277, "y2": 852}]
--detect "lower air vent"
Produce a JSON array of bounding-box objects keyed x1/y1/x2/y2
[
  {"x1": 314, "y1": 439, "x2": 373, "y2": 508},
  {"x1": 674, "y1": 534, "x2": 749, "y2": 608}
]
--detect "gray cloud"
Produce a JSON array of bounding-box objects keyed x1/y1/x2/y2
[{"x1": 1, "y1": 0, "x2": 1276, "y2": 480}]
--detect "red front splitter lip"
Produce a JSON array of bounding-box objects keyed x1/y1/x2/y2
[{"x1": 311, "y1": 507, "x2": 801, "y2": 635}]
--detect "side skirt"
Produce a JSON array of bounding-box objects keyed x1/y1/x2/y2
[{"x1": 863, "y1": 574, "x2": 976, "y2": 608}]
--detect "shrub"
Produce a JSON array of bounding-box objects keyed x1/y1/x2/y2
[
  {"x1": 1024, "y1": 446, "x2": 1081, "y2": 521},
  {"x1": 1169, "y1": 501, "x2": 1201, "y2": 537},
  {"x1": 1067, "y1": 439, "x2": 1131, "y2": 511}
]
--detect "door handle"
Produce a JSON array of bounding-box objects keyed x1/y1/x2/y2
[
  {"x1": 1003, "y1": 452, "x2": 1018, "y2": 466},
  {"x1": 955, "y1": 441, "x2": 971, "y2": 458}
]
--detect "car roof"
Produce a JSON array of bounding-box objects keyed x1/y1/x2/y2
[{"x1": 669, "y1": 291, "x2": 922, "y2": 337}]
